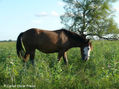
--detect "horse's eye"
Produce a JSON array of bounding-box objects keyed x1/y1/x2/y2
[{"x1": 88, "y1": 48, "x2": 89, "y2": 50}]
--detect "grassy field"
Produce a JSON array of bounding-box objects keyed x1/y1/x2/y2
[{"x1": 0, "y1": 41, "x2": 119, "y2": 89}]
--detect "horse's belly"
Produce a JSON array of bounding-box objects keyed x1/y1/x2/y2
[
  {"x1": 36, "y1": 44, "x2": 59, "y2": 53},
  {"x1": 37, "y1": 48, "x2": 59, "y2": 53}
]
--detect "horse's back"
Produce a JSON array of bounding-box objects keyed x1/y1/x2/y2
[{"x1": 22, "y1": 28, "x2": 69, "y2": 53}]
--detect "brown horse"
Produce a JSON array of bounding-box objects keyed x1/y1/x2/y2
[{"x1": 16, "y1": 28, "x2": 92, "y2": 65}]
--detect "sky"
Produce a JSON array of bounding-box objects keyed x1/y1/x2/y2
[{"x1": 0, "y1": 0, "x2": 119, "y2": 41}]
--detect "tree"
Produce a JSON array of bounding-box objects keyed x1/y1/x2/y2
[{"x1": 61, "y1": 0, "x2": 119, "y2": 40}]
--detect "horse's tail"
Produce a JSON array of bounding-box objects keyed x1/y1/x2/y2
[{"x1": 16, "y1": 32, "x2": 25, "y2": 58}]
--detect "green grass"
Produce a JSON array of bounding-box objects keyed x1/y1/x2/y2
[{"x1": 0, "y1": 41, "x2": 119, "y2": 89}]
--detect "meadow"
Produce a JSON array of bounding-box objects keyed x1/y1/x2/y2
[{"x1": 0, "y1": 41, "x2": 119, "y2": 89}]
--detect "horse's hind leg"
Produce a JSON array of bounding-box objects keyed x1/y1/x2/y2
[
  {"x1": 29, "y1": 50, "x2": 36, "y2": 84},
  {"x1": 30, "y1": 50, "x2": 35, "y2": 66},
  {"x1": 22, "y1": 52, "x2": 30, "y2": 69},
  {"x1": 23, "y1": 52, "x2": 30, "y2": 63},
  {"x1": 57, "y1": 51, "x2": 63, "y2": 62}
]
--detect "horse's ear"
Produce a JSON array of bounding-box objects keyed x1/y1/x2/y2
[
  {"x1": 86, "y1": 39, "x2": 90, "y2": 43},
  {"x1": 84, "y1": 39, "x2": 89, "y2": 44},
  {"x1": 81, "y1": 34, "x2": 87, "y2": 39}
]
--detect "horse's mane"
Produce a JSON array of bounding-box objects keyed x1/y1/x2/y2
[{"x1": 60, "y1": 29, "x2": 86, "y2": 42}]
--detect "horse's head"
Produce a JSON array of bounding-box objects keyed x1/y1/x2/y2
[{"x1": 80, "y1": 39, "x2": 92, "y2": 61}]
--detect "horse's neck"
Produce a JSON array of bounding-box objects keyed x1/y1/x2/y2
[{"x1": 69, "y1": 39, "x2": 82, "y2": 48}]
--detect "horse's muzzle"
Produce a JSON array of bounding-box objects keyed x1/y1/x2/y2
[{"x1": 82, "y1": 56, "x2": 89, "y2": 61}]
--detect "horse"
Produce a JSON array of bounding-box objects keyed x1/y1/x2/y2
[{"x1": 16, "y1": 28, "x2": 92, "y2": 65}]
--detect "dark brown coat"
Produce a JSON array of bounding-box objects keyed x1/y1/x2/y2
[{"x1": 16, "y1": 28, "x2": 92, "y2": 65}]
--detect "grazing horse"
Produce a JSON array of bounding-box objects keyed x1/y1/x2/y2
[{"x1": 16, "y1": 28, "x2": 92, "y2": 65}]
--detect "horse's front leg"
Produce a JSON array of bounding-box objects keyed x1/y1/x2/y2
[
  {"x1": 57, "y1": 51, "x2": 68, "y2": 65},
  {"x1": 63, "y1": 52, "x2": 68, "y2": 65}
]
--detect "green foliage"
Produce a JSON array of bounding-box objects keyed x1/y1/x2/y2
[
  {"x1": 61, "y1": 0, "x2": 119, "y2": 38},
  {"x1": 0, "y1": 41, "x2": 119, "y2": 89}
]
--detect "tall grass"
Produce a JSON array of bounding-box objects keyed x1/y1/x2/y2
[{"x1": 0, "y1": 41, "x2": 119, "y2": 89}]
